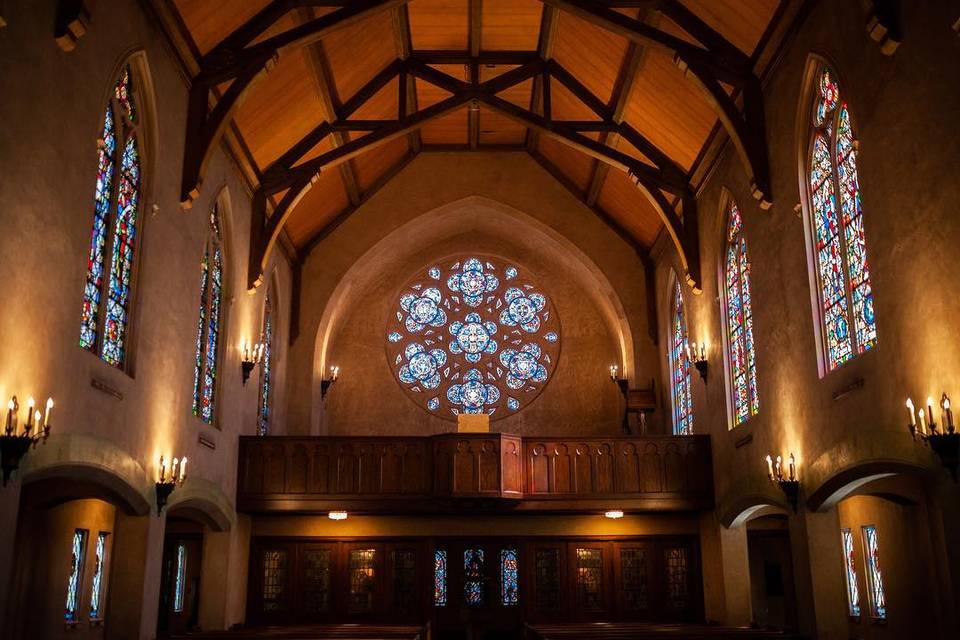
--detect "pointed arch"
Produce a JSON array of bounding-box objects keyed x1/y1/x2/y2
[
  {"x1": 668, "y1": 271, "x2": 693, "y2": 435},
  {"x1": 257, "y1": 274, "x2": 278, "y2": 436},
  {"x1": 797, "y1": 56, "x2": 877, "y2": 375},
  {"x1": 720, "y1": 194, "x2": 759, "y2": 427},
  {"x1": 78, "y1": 51, "x2": 157, "y2": 371}
]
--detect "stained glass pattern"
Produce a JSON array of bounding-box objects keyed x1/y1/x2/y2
[
  {"x1": 575, "y1": 548, "x2": 603, "y2": 611},
  {"x1": 434, "y1": 549, "x2": 447, "y2": 606},
  {"x1": 192, "y1": 206, "x2": 224, "y2": 423},
  {"x1": 387, "y1": 256, "x2": 560, "y2": 419},
  {"x1": 173, "y1": 543, "x2": 187, "y2": 613},
  {"x1": 89, "y1": 532, "x2": 108, "y2": 619},
  {"x1": 80, "y1": 64, "x2": 143, "y2": 368},
  {"x1": 808, "y1": 66, "x2": 877, "y2": 370},
  {"x1": 65, "y1": 529, "x2": 88, "y2": 622},
  {"x1": 724, "y1": 201, "x2": 759, "y2": 425},
  {"x1": 620, "y1": 548, "x2": 648, "y2": 611},
  {"x1": 841, "y1": 528, "x2": 861, "y2": 617},
  {"x1": 303, "y1": 549, "x2": 332, "y2": 613},
  {"x1": 262, "y1": 549, "x2": 288, "y2": 612},
  {"x1": 665, "y1": 547, "x2": 690, "y2": 612},
  {"x1": 501, "y1": 548, "x2": 519, "y2": 606},
  {"x1": 349, "y1": 549, "x2": 377, "y2": 613},
  {"x1": 535, "y1": 549, "x2": 561, "y2": 610},
  {"x1": 393, "y1": 549, "x2": 417, "y2": 611},
  {"x1": 861, "y1": 525, "x2": 886, "y2": 619},
  {"x1": 257, "y1": 289, "x2": 274, "y2": 436},
  {"x1": 670, "y1": 279, "x2": 693, "y2": 435},
  {"x1": 464, "y1": 548, "x2": 485, "y2": 606}
]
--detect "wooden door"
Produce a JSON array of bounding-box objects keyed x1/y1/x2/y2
[
  {"x1": 526, "y1": 542, "x2": 567, "y2": 623},
  {"x1": 247, "y1": 541, "x2": 295, "y2": 625},
  {"x1": 568, "y1": 541, "x2": 613, "y2": 621},
  {"x1": 613, "y1": 541, "x2": 655, "y2": 620},
  {"x1": 342, "y1": 542, "x2": 385, "y2": 620},
  {"x1": 157, "y1": 535, "x2": 202, "y2": 634},
  {"x1": 297, "y1": 542, "x2": 337, "y2": 623}
]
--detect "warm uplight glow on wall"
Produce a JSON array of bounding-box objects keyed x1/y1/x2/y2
[{"x1": 328, "y1": 510, "x2": 348, "y2": 520}]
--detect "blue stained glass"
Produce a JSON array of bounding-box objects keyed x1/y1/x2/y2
[
  {"x1": 89, "y1": 532, "x2": 108, "y2": 619},
  {"x1": 173, "y1": 543, "x2": 187, "y2": 613},
  {"x1": 65, "y1": 529, "x2": 88, "y2": 622},
  {"x1": 501, "y1": 548, "x2": 519, "y2": 605},
  {"x1": 841, "y1": 528, "x2": 861, "y2": 617},
  {"x1": 464, "y1": 549, "x2": 484, "y2": 605},
  {"x1": 434, "y1": 549, "x2": 447, "y2": 606},
  {"x1": 670, "y1": 280, "x2": 693, "y2": 435},
  {"x1": 258, "y1": 289, "x2": 274, "y2": 436},
  {"x1": 193, "y1": 207, "x2": 224, "y2": 424},
  {"x1": 724, "y1": 201, "x2": 759, "y2": 426},
  {"x1": 861, "y1": 525, "x2": 886, "y2": 619},
  {"x1": 507, "y1": 397, "x2": 519, "y2": 410}
]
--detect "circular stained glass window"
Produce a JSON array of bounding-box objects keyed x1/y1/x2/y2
[{"x1": 386, "y1": 256, "x2": 560, "y2": 420}]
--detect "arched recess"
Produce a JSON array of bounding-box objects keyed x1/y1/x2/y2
[
  {"x1": 165, "y1": 478, "x2": 234, "y2": 532},
  {"x1": 310, "y1": 195, "x2": 638, "y2": 434},
  {"x1": 806, "y1": 459, "x2": 934, "y2": 513},
  {"x1": 19, "y1": 434, "x2": 152, "y2": 516},
  {"x1": 720, "y1": 494, "x2": 791, "y2": 529}
]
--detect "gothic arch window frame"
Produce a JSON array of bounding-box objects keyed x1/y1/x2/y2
[
  {"x1": 796, "y1": 55, "x2": 878, "y2": 377},
  {"x1": 257, "y1": 273, "x2": 281, "y2": 436},
  {"x1": 191, "y1": 187, "x2": 233, "y2": 427},
  {"x1": 78, "y1": 50, "x2": 158, "y2": 374},
  {"x1": 718, "y1": 191, "x2": 760, "y2": 429},
  {"x1": 667, "y1": 270, "x2": 693, "y2": 435}
]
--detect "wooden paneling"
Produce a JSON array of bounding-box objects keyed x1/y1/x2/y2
[
  {"x1": 352, "y1": 137, "x2": 410, "y2": 192},
  {"x1": 538, "y1": 135, "x2": 598, "y2": 194},
  {"x1": 679, "y1": 0, "x2": 780, "y2": 55},
  {"x1": 173, "y1": 0, "x2": 273, "y2": 54},
  {"x1": 409, "y1": 0, "x2": 468, "y2": 50},
  {"x1": 420, "y1": 108, "x2": 469, "y2": 145},
  {"x1": 323, "y1": 12, "x2": 397, "y2": 104},
  {"x1": 237, "y1": 434, "x2": 712, "y2": 512},
  {"x1": 283, "y1": 170, "x2": 349, "y2": 247},
  {"x1": 552, "y1": 11, "x2": 631, "y2": 107},
  {"x1": 478, "y1": 107, "x2": 527, "y2": 145},
  {"x1": 482, "y1": 0, "x2": 542, "y2": 50},
  {"x1": 549, "y1": 80, "x2": 602, "y2": 122},
  {"x1": 596, "y1": 169, "x2": 664, "y2": 247}
]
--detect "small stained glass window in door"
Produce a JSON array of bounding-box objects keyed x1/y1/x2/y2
[
  {"x1": 535, "y1": 549, "x2": 561, "y2": 610},
  {"x1": 89, "y1": 532, "x2": 109, "y2": 620},
  {"x1": 620, "y1": 548, "x2": 648, "y2": 611},
  {"x1": 262, "y1": 550, "x2": 288, "y2": 612},
  {"x1": 393, "y1": 549, "x2": 417, "y2": 611},
  {"x1": 575, "y1": 548, "x2": 603, "y2": 611},
  {"x1": 464, "y1": 548, "x2": 485, "y2": 606},
  {"x1": 65, "y1": 529, "x2": 88, "y2": 622},
  {"x1": 501, "y1": 548, "x2": 519, "y2": 606},
  {"x1": 665, "y1": 547, "x2": 690, "y2": 612},
  {"x1": 172, "y1": 543, "x2": 187, "y2": 613},
  {"x1": 841, "y1": 528, "x2": 861, "y2": 616},
  {"x1": 303, "y1": 549, "x2": 332, "y2": 613},
  {"x1": 861, "y1": 525, "x2": 886, "y2": 619},
  {"x1": 434, "y1": 549, "x2": 448, "y2": 606},
  {"x1": 349, "y1": 549, "x2": 377, "y2": 613}
]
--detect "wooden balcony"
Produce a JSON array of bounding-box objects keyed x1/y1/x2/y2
[{"x1": 237, "y1": 433, "x2": 713, "y2": 514}]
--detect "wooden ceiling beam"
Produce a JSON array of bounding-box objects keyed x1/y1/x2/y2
[
  {"x1": 409, "y1": 50, "x2": 539, "y2": 65},
  {"x1": 180, "y1": 0, "x2": 410, "y2": 206},
  {"x1": 468, "y1": 0, "x2": 482, "y2": 149},
  {"x1": 390, "y1": 4, "x2": 421, "y2": 153},
  {"x1": 526, "y1": 4, "x2": 559, "y2": 152}
]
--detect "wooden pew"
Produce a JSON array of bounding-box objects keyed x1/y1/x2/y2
[
  {"x1": 525, "y1": 622, "x2": 805, "y2": 640},
  {"x1": 168, "y1": 622, "x2": 429, "y2": 640}
]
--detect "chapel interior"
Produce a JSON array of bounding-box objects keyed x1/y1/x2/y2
[{"x1": 1, "y1": 1, "x2": 959, "y2": 639}]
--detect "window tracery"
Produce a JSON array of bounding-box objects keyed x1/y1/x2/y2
[{"x1": 723, "y1": 200, "x2": 759, "y2": 426}]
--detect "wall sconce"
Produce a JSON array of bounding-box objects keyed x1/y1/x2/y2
[
  {"x1": 155, "y1": 455, "x2": 187, "y2": 515},
  {"x1": 321, "y1": 366, "x2": 340, "y2": 399},
  {"x1": 765, "y1": 453, "x2": 800, "y2": 512},
  {"x1": 687, "y1": 342, "x2": 708, "y2": 382},
  {"x1": 328, "y1": 510, "x2": 348, "y2": 521},
  {"x1": 240, "y1": 339, "x2": 264, "y2": 386},
  {"x1": 2, "y1": 395, "x2": 53, "y2": 486},
  {"x1": 609, "y1": 365, "x2": 630, "y2": 433},
  {"x1": 604, "y1": 509, "x2": 624, "y2": 519},
  {"x1": 906, "y1": 395, "x2": 958, "y2": 481}
]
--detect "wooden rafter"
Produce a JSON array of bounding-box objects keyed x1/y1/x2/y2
[
  {"x1": 390, "y1": 4, "x2": 422, "y2": 152},
  {"x1": 468, "y1": 0, "x2": 483, "y2": 149},
  {"x1": 538, "y1": 0, "x2": 773, "y2": 206},
  {"x1": 526, "y1": 4, "x2": 559, "y2": 152}
]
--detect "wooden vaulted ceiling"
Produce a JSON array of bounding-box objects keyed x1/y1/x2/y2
[{"x1": 162, "y1": 0, "x2": 789, "y2": 290}]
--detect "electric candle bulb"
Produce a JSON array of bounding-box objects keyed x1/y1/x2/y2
[
  {"x1": 765, "y1": 455, "x2": 774, "y2": 480},
  {"x1": 25, "y1": 397, "x2": 35, "y2": 431},
  {"x1": 788, "y1": 453, "x2": 796, "y2": 481},
  {"x1": 159, "y1": 456, "x2": 166, "y2": 483},
  {"x1": 918, "y1": 408, "x2": 927, "y2": 435},
  {"x1": 171, "y1": 458, "x2": 179, "y2": 481},
  {"x1": 44, "y1": 398, "x2": 53, "y2": 427},
  {"x1": 906, "y1": 398, "x2": 916, "y2": 426},
  {"x1": 774, "y1": 456, "x2": 782, "y2": 481},
  {"x1": 927, "y1": 397, "x2": 937, "y2": 431},
  {"x1": 943, "y1": 394, "x2": 954, "y2": 432},
  {"x1": 5, "y1": 398, "x2": 14, "y2": 435},
  {"x1": 179, "y1": 457, "x2": 187, "y2": 483}
]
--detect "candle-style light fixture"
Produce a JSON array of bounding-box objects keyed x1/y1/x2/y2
[
  {"x1": 687, "y1": 342, "x2": 709, "y2": 382},
  {"x1": 604, "y1": 509, "x2": 624, "y2": 519},
  {"x1": 1, "y1": 395, "x2": 53, "y2": 486},
  {"x1": 906, "y1": 394, "x2": 958, "y2": 481},
  {"x1": 155, "y1": 454, "x2": 187, "y2": 515},
  {"x1": 609, "y1": 365, "x2": 630, "y2": 433},
  {"x1": 321, "y1": 365, "x2": 340, "y2": 399},
  {"x1": 765, "y1": 452, "x2": 800, "y2": 512},
  {"x1": 240, "y1": 339, "x2": 265, "y2": 386},
  {"x1": 328, "y1": 510, "x2": 348, "y2": 521}
]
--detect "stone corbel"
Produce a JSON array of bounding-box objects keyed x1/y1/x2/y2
[
  {"x1": 55, "y1": 0, "x2": 93, "y2": 52},
  {"x1": 864, "y1": 0, "x2": 901, "y2": 55}
]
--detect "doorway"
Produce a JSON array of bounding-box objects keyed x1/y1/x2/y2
[
  {"x1": 746, "y1": 515, "x2": 797, "y2": 630},
  {"x1": 156, "y1": 520, "x2": 203, "y2": 635}
]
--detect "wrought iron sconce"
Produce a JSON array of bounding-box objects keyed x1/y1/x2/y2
[
  {"x1": 2, "y1": 395, "x2": 53, "y2": 486},
  {"x1": 155, "y1": 455, "x2": 187, "y2": 515},
  {"x1": 609, "y1": 365, "x2": 630, "y2": 434},
  {"x1": 766, "y1": 453, "x2": 800, "y2": 512},
  {"x1": 906, "y1": 395, "x2": 958, "y2": 481},
  {"x1": 240, "y1": 339, "x2": 264, "y2": 386},
  {"x1": 321, "y1": 366, "x2": 340, "y2": 399},
  {"x1": 687, "y1": 342, "x2": 708, "y2": 382}
]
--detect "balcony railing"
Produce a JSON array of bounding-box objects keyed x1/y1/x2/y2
[{"x1": 237, "y1": 433, "x2": 712, "y2": 513}]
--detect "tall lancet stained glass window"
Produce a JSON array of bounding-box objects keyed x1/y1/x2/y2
[
  {"x1": 670, "y1": 279, "x2": 693, "y2": 435},
  {"x1": 80, "y1": 65, "x2": 144, "y2": 368},
  {"x1": 841, "y1": 528, "x2": 860, "y2": 617},
  {"x1": 723, "y1": 200, "x2": 759, "y2": 426},
  {"x1": 807, "y1": 66, "x2": 877, "y2": 371},
  {"x1": 257, "y1": 288, "x2": 274, "y2": 436},
  {"x1": 192, "y1": 205, "x2": 225, "y2": 424},
  {"x1": 861, "y1": 525, "x2": 886, "y2": 619}
]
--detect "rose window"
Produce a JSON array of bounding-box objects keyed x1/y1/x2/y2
[{"x1": 386, "y1": 256, "x2": 560, "y2": 419}]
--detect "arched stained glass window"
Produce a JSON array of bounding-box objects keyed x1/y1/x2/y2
[
  {"x1": 192, "y1": 205, "x2": 225, "y2": 424},
  {"x1": 723, "y1": 200, "x2": 759, "y2": 426},
  {"x1": 80, "y1": 65, "x2": 144, "y2": 369},
  {"x1": 806, "y1": 65, "x2": 877, "y2": 371},
  {"x1": 669, "y1": 278, "x2": 693, "y2": 435},
  {"x1": 257, "y1": 287, "x2": 274, "y2": 436}
]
